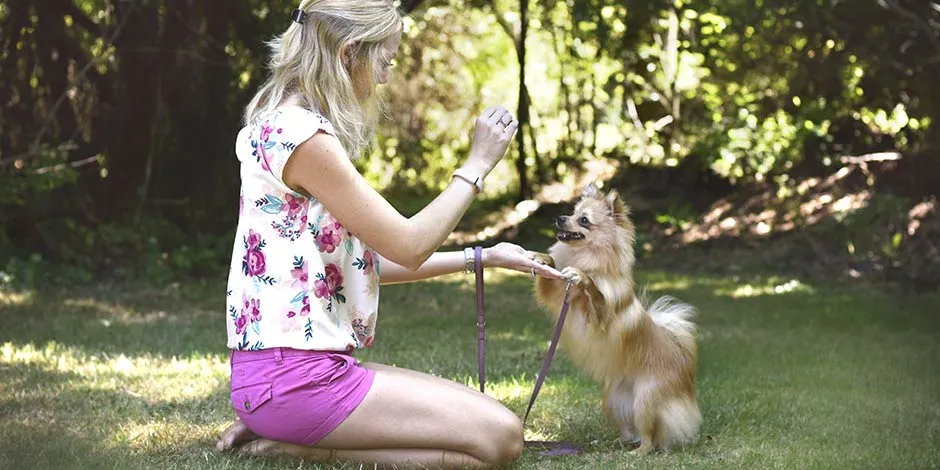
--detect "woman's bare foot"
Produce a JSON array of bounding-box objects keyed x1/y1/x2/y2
[{"x1": 216, "y1": 419, "x2": 260, "y2": 451}]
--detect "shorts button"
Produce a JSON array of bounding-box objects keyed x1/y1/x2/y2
[{"x1": 244, "y1": 400, "x2": 251, "y2": 410}]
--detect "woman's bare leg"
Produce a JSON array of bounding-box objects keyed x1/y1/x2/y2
[{"x1": 221, "y1": 362, "x2": 524, "y2": 469}]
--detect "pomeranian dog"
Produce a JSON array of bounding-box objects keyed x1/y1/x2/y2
[{"x1": 531, "y1": 185, "x2": 701, "y2": 454}]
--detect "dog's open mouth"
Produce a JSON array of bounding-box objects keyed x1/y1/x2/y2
[{"x1": 556, "y1": 230, "x2": 585, "y2": 242}]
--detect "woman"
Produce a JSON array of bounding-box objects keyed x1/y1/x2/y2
[{"x1": 215, "y1": 1, "x2": 562, "y2": 468}]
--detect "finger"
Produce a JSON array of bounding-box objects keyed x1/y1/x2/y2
[
  {"x1": 503, "y1": 118, "x2": 519, "y2": 135},
  {"x1": 481, "y1": 106, "x2": 499, "y2": 120},
  {"x1": 520, "y1": 258, "x2": 561, "y2": 278},
  {"x1": 487, "y1": 107, "x2": 509, "y2": 125},
  {"x1": 535, "y1": 263, "x2": 564, "y2": 279}
]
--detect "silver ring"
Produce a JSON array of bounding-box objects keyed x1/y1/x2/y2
[{"x1": 530, "y1": 267, "x2": 535, "y2": 278}]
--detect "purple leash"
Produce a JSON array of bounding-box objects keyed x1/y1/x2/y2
[{"x1": 473, "y1": 247, "x2": 581, "y2": 457}]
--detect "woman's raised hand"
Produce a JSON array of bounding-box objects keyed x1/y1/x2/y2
[{"x1": 462, "y1": 106, "x2": 519, "y2": 178}]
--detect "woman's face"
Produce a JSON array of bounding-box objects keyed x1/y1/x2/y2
[{"x1": 374, "y1": 30, "x2": 401, "y2": 85}]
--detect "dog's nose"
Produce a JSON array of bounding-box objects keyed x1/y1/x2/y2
[{"x1": 555, "y1": 216, "x2": 568, "y2": 227}]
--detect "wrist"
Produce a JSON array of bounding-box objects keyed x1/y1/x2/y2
[
  {"x1": 459, "y1": 160, "x2": 491, "y2": 180},
  {"x1": 452, "y1": 167, "x2": 484, "y2": 193},
  {"x1": 481, "y1": 247, "x2": 492, "y2": 268}
]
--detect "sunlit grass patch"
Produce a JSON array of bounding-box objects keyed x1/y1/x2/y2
[{"x1": 0, "y1": 288, "x2": 32, "y2": 306}]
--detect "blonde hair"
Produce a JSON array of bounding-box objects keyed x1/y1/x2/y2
[{"x1": 244, "y1": 0, "x2": 402, "y2": 159}]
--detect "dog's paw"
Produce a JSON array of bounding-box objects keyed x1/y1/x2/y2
[
  {"x1": 527, "y1": 251, "x2": 555, "y2": 267},
  {"x1": 561, "y1": 267, "x2": 584, "y2": 285}
]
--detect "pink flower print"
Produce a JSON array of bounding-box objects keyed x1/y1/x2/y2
[
  {"x1": 259, "y1": 121, "x2": 275, "y2": 141},
  {"x1": 354, "y1": 250, "x2": 375, "y2": 274},
  {"x1": 287, "y1": 295, "x2": 311, "y2": 318},
  {"x1": 235, "y1": 294, "x2": 262, "y2": 334},
  {"x1": 315, "y1": 223, "x2": 343, "y2": 253},
  {"x1": 314, "y1": 279, "x2": 331, "y2": 300},
  {"x1": 324, "y1": 263, "x2": 343, "y2": 292},
  {"x1": 244, "y1": 248, "x2": 266, "y2": 277},
  {"x1": 234, "y1": 313, "x2": 248, "y2": 335},
  {"x1": 282, "y1": 193, "x2": 306, "y2": 218},
  {"x1": 290, "y1": 260, "x2": 309, "y2": 289},
  {"x1": 238, "y1": 193, "x2": 245, "y2": 215},
  {"x1": 254, "y1": 122, "x2": 283, "y2": 172},
  {"x1": 246, "y1": 230, "x2": 262, "y2": 250},
  {"x1": 351, "y1": 317, "x2": 373, "y2": 347},
  {"x1": 314, "y1": 263, "x2": 346, "y2": 310},
  {"x1": 242, "y1": 230, "x2": 272, "y2": 280},
  {"x1": 241, "y1": 295, "x2": 262, "y2": 323},
  {"x1": 256, "y1": 141, "x2": 272, "y2": 172}
]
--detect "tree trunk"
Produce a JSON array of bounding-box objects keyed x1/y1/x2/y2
[
  {"x1": 99, "y1": 2, "x2": 161, "y2": 220},
  {"x1": 515, "y1": 0, "x2": 531, "y2": 201}
]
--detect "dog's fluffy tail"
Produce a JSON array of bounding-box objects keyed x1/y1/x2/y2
[{"x1": 646, "y1": 295, "x2": 697, "y2": 356}]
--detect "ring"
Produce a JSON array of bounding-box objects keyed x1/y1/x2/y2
[{"x1": 530, "y1": 267, "x2": 535, "y2": 278}]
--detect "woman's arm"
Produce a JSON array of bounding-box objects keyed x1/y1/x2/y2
[
  {"x1": 283, "y1": 108, "x2": 517, "y2": 271},
  {"x1": 377, "y1": 243, "x2": 563, "y2": 285}
]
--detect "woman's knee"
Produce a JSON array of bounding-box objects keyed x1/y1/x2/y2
[{"x1": 475, "y1": 407, "x2": 524, "y2": 466}]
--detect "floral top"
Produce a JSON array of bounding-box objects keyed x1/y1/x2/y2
[{"x1": 225, "y1": 106, "x2": 380, "y2": 352}]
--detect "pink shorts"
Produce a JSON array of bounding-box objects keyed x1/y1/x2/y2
[{"x1": 229, "y1": 347, "x2": 375, "y2": 446}]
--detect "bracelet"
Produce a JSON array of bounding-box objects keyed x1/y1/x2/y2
[
  {"x1": 452, "y1": 169, "x2": 484, "y2": 193},
  {"x1": 463, "y1": 247, "x2": 475, "y2": 274}
]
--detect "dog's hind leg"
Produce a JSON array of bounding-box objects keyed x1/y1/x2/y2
[
  {"x1": 630, "y1": 383, "x2": 664, "y2": 455},
  {"x1": 603, "y1": 382, "x2": 639, "y2": 446}
]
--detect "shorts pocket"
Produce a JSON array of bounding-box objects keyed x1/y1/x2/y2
[{"x1": 231, "y1": 382, "x2": 273, "y2": 415}]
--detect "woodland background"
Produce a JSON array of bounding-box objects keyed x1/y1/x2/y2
[{"x1": 2, "y1": 0, "x2": 939, "y2": 290}]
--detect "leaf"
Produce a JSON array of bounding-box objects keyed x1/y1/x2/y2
[
  {"x1": 260, "y1": 204, "x2": 282, "y2": 215},
  {"x1": 291, "y1": 291, "x2": 306, "y2": 303},
  {"x1": 344, "y1": 239, "x2": 354, "y2": 255},
  {"x1": 264, "y1": 141, "x2": 276, "y2": 149},
  {"x1": 251, "y1": 321, "x2": 261, "y2": 336}
]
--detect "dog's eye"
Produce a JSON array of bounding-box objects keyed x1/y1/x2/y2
[{"x1": 578, "y1": 216, "x2": 590, "y2": 227}]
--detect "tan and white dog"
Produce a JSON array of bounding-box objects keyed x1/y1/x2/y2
[{"x1": 532, "y1": 185, "x2": 701, "y2": 454}]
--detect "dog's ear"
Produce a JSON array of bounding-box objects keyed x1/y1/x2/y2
[
  {"x1": 606, "y1": 190, "x2": 628, "y2": 219},
  {"x1": 581, "y1": 183, "x2": 600, "y2": 200}
]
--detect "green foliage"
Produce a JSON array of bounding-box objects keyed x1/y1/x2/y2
[{"x1": 1, "y1": 0, "x2": 938, "y2": 280}]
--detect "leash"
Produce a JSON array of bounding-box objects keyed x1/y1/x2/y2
[{"x1": 473, "y1": 247, "x2": 581, "y2": 456}]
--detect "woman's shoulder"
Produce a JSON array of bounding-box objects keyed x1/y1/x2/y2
[{"x1": 272, "y1": 105, "x2": 336, "y2": 135}]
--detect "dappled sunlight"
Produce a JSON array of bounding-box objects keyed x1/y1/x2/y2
[
  {"x1": 0, "y1": 289, "x2": 33, "y2": 307},
  {"x1": 60, "y1": 296, "x2": 214, "y2": 327},
  {"x1": 111, "y1": 419, "x2": 222, "y2": 453},
  {"x1": 716, "y1": 279, "x2": 814, "y2": 298},
  {"x1": 1, "y1": 341, "x2": 228, "y2": 402},
  {"x1": 676, "y1": 162, "x2": 878, "y2": 244}
]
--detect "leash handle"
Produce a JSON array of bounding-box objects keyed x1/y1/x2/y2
[{"x1": 474, "y1": 246, "x2": 485, "y2": 394}]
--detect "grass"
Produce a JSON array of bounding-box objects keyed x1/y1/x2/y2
[{"x1": 1, "y1": 270, "x2": 939, "y2": 470}]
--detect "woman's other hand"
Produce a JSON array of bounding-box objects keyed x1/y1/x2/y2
[{"x1": 483, "y1": 242, "x2": 563, "y2": 279}]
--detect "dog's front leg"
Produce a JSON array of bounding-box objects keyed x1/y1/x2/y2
[{"x1": 560, "y1": 267, "x2": 610, "y2": 329}]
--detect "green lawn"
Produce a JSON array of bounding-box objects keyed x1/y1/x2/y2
[{"x1": 1, "y1": 271, "x2": 938, "y2": 469}]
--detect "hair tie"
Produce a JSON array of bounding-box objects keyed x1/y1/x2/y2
[{"x1": 291, "y1": 9, "x2": 306, "y2": 24}]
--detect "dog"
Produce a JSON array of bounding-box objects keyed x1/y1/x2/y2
[{"x1": 531, "y1": 185, "x2": 701, "y2": 454}]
